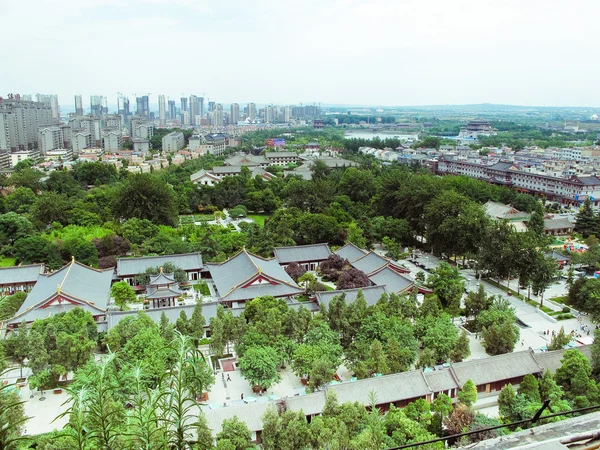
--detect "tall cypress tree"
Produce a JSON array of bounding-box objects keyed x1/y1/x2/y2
[{"x1": 575, "y1": 198, "x2": 596, "y2": 237}]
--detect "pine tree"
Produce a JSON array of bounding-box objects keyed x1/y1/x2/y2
[
  {"x1": 458, "y1": 379, "x2": 477, "y2": 407},
  {"x1": 190, "y1": 301, "x2": 206, "y2": 341},
  {"x1": 518, "y1": 374, "x2": 541, "y2": 403},
  {"x1": 575, "y1": 198, "x2": 596, "y2": 237},
  {"x1": 528, "y1": 207, "x2": 546, "y2": 237},
  {"x1": 159, "y1": 311, "x2": 174, "y2": 343},
  {"x1": 175, "y1": 310, "x2": 190, "y2": 335},
  {"x1": 450, "y1": 330, "x2": 471, "y2": 363}
]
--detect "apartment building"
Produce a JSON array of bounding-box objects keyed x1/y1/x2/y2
[
  {"x1": 0, "y1": 97, "x2": 53, "y2": 151},
  {"x1": 162, "y1": 131, "x2": 184, "y2": 152}
]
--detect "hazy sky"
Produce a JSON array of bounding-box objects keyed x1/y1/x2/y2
[{"x1": 3, "y1": 0, "x2": 598, "y2": 108}]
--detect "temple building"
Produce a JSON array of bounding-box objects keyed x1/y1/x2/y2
[
  {"x1": 6, "y1": 258, "x2": 113, "y2": 331},
  {"x1": 207, "y1": 248, "x2": 304, "y2": 307},
  {"x1": 145, "y1": 269, "x2": 182, "y2": 309},
  {"x1": 0, "y1": 264, "x2": 44, "y2": 294}
]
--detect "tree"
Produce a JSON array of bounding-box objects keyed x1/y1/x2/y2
[
  {"x1": 0, "y1": 292, "x2": 27, "y2": 322},
  {"x1": 430, "y1": 393, "x2": 453, "y2": 435},
  {"x1": 458, "y1": 379, "x2": 478, "y2": 407},
  {"x1": 120, "y1": 218, "x2": 160, "y2": 246},
  {"x1": 5, "y1": 187, "x2": 37, "y2": 214},
  {"x1": 548, "y1": 326, "x2": 571, "y2": 351},
  {"x1": 284, "y1": 262, "x2": 306, "y2": 282},
  {"x1": 531, "y1": 253, "x2": 559, "y2": 307},
  {"x1": 464, "y1": 284, "x2": 493, "y2": 319},
  {"x1": 32, "y1": 192, "x2": 72, "y2": 226},
  {"x1": 216, "y1": 417, "x2": 252, "y2": 450},
  {"x1": 5, "y1": 321, "x2": 29, "y2": 379},
  {"x1": 450, "y1": 330, "x2": 471, "y2": 363},
  {"x1": 175, "y1": 310, "x2": 191, "y2": 335},
  {"x1": 336, "y1": 268, "x2": 370, "y2": 290},
  {"x1": 575, "y1": 198, "x2": 596, "y2": 237},
  {"x1": 12, "y1": 235, "x2": 61, "y2": 268},
  {"x1": 308, "y1": 358, "x2": 336, "y2": 393},
  {"x1": 427, "y1": 262, "x2": 465, "y2": 314},
  {"x1": 555, "y1": 349, "x2": 598, "y2": 403},
  {"x1": 416, "y1": 348, "x2": 436, "y2": 369},
  {"x1": 478, "y1": 299, "x2": 519, "y2": 356},
  {"x1": 110, "y1": 281, "x2": 136, "y2": 310},
  {"x1": 113, "y1": 174, "x2": 179, "y2": 226},
  {"x1": 238, "y1": 346, "x2": 281, "y2": 390},
  {"x1": 196, "y1": 413, "x2": 215, "y2": 450},
  {"x1": 518, "y1": 374, "x2": 541, "y2": 403},
  {"x1": 0, "y1": 369, "x2": 28, "y2": 449},
  {"x1": 444, "y1": 403, "x2": 474, "y2": 435},
  {"x1": 189, "y1": 301, "x2": 206, "y2": 341},
  {"x1": 592, "y1": 327, "x2": 600, "y2": 375},
  {"x1": 159, "y1": 311, "x2": 175, "y2": 343},
  {"x1": 61, "y1": 237, "x2": 99, "y2": 267},
  {"x1": 497, "y1": 384, "x2": 517, "y2": 422},
  {"x1": 0, "y1": 213, "x2": 34, "y2": 246},
  {"x1": 419, "y1": 313, "x2": 459, "y2": 363}
]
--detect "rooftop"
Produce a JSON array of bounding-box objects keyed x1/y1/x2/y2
[{"x1": 116, "y1": 253, "x2": 203, "y2": 277}]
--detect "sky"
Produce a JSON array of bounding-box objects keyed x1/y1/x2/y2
[{"x1": 2, "y1": 0, "x2": 599, "y2": 108}]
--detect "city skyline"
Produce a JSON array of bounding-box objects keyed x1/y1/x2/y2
[{"x1": 3, "y1": 0, "x2": 599, "y2": 107}]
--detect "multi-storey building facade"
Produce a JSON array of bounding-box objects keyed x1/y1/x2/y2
[
  {"x1": 168, "y1": 100, "x2": 176, "y2": 120},
  {"x1": 72, "y1": 132, "x2": 92, "y2": 152},
  {"x1": 213, "y1": 104, "x2": 223, "y2": 126},
  {"x1": 102, "y1": 130, "x2": 123, "y2": 152},
  {"x1": 436, "y1": 157, "x2": 600, "y2": 208},
  {"x1": 74, "y1": 95, "x2": 83, "y2": 115},
  {"x1": 129, "y1": 117, "x2": 154, "y2": 140},
  {"x1": 247, "y1": 102, "x2": 256, "y2": 121},
  {"x1": 0, "y1": 97, "x2": 53, "y2": 151},
  {"x1": 38, "y1": 126, "x2": 64, "y2": 154},
  {"x1": 104, "y1": 114, "x2": 122, "y2": 130},
  {"x1": 162, "y1": 131, "x2": 184, "y2": 152}
]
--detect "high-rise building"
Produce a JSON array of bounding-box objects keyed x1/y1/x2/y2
[
  {"x1": 36, "y1": 94, "x2": 60, "y2": 120},
  {"x1": 90, "y1": 95, "x2": 105, "y2": 116},
  {"x1": 129, "y1": 116, "x2": 155, "y2": 140},
  {"x1": 265, "y1": 105, "x2": 273, "y2": 123},
  {"x1": 136, "y1": 96, "x2": 150, "y2": 118},
  {"x1": 102, "y1": 130, "x2": 123, "y2": 152},
  {"x1": 168, "y1": 100, "x2": 176, "y2": 120},
  {"x1": 158, "y1": 95, "x2": 166, "y2": 126},
  {"x1": 180, "y1": 97, "x2": 188, "y2": 112},
  {"x1": 189, "y1": 95, "x2": 200, "y2": 125},
  {"x1": 0, "y1": 96, "x2": 53, "y2": 151},
  {"x1": 248, "y1": 103, "x2": 256, "y2": 121},
  {"x1": 74, "y1": 95, "x2": 83, "y2": 116},
  {"x1": 213, "y1": 104, "x2": 224, "y2": 127},
  {"x1": 199, "y1": 97, "x2": 204, "y2": 120},
  {"x1": 230, "y1": 103, "x2": 240, "y2": 124},
  {"x1": 208, "y1": 101, "x2": 215, "y2": 113},
  {"x1": 120, "y1": 97, "x2": 130, "y2": 125},
  {"x1": 283, "y1": 106, "x2": 291, "y2": 123}
]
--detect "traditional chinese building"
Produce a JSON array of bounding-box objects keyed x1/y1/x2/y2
[{"x1": 145, "y1": 269, "x2": 182, "y2": 309}]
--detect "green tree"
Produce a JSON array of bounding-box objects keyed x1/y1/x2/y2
[
  {"x1": 120, "y1": 218, "x2": 160, "y2": 246},
  {"x1": 190, "y1": 301, "x2": 206, "y2": 341},
  {"x1": 427, "y1": 262, "x2": 465, "y2": 314},
  {"x1": 12, "y1": 235, "x2": 61, "y2": 267},
  {"x1": 113, "y1": 174, "x2": 179, "y2": 226},
  {"x1": 216, "y1": 416, "x2": 253, "y2": 450},
  {"x1": 450, "y1": 330, "x2": 471, "y2": 363},
  {"x1": 110, "y1": 281, "x2": 136, "y2": 310},
  {"x1": 497, "y1": 384, "x2": 517, "y2": 422},
  {"x1": 0, "y1": 213, "x2": 34, "y2": 246},
  {"x1": 0, "y1": 369, "x2": 28, "y2": 449},
  {"x1": 175, "y1": 310, "x2": 191, "y2": 335},
  {"x1": 575, "y1": 198, "x2": 596, "y2": 237},
  {"x1": 5, "y1": 187, "x2": 37, "y2": 214},
  {"x1": 419, "y1": 313, "x2": 459, "y2": 363},
  {"x1": 5, "y1": 321, "x2": 29, "y2": 379},
  {"x1": 238, "y1": 346, "x2": 281, "y2": 390},
  {"x1": 458, "y1": 379, "x2": 478, "y2": 407},
  {"x1": 518, "y1": 374, "x2": 541, "y2": 403},
  {"x1": 464, "y1": 284, "x2": 493, "y2": 319},
  {"x1": 592, "y1": 327, "x2": 600, "y2": 375},
  {"x1": 548, "y1": 326, "x2": 571, "y2": 351}
]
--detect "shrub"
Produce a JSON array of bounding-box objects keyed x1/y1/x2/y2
[{"x1": 562, "y1": 306, "x2": 570, "y2": 313}]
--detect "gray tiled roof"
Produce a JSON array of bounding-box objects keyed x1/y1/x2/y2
[
  {"x1": 212, "y1": 166, "x2": 242, "y2": 174},
  {"x1": 368, "y1": 267, "x2": 414, "y2": 294},
  {"x1": 0, "y1": 264, "x2": 44, "y2": 285},
  {"x1": 107, "y1": 302, "x2": 220, "y2": 329},
  {"x1": 286, "y1": 370, "x2": 431, "y2": 416},
  {"x1": 452, "y1": 349, "x2": 542, "y2": 386},
  {"x1": 424, "y1": 369, "x2": 459, "y2": 392},
  {"x1": 546, "y1": 250, "x2": 570, "y2": 262},
  {"x1": 148, "y1": 272, "x2": 177, "y2": 286},
  {"x1": 207, "y1": 250, "x2": 303, "y2": 302},
  {"x1": 265, "y1": 152, "x2": 297, "y2": 158},
  {"x1": 205, "y1": 402, "x2": 273, "y2": 433},
  {"x1": 533, "y1": 345, "x2": 592, "y2": 374},
  {"x1": 146, "y1": 287, "x2": 182, "y2": 299},
  {"x1": 273, "y1": 244, "x2": 332, "y2": 264},
  {"x1": 333, "y1": 242, "x2": 367, "y2": 263},
  {"x1": 351, "y1": 252, "x2": 390, "y2": 275},
  {"x1": 116, "y1": 253, "x2": 203, "y2": 277},
  {"x1": 225, "y1": 154, "x2": 268, "y2": 166},
  {"x1": 544, "y1": 218, "x2": 573, "y2": 230},
  {"x1": 9, "y1": 261, "x2": 113, "y2": 324},
  {"x1": 315, "y1": 286, "x2": 388, "y2": 309},
  {"x1": 190, "y1": 169, "x2": 219, "y2": 182}
]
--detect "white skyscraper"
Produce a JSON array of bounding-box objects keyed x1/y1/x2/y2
[
  {"x1": 230, "y1": 103, "x2": 240, "y2": 124},
  {"x1": 265, "y1": 105, "x2": 273, "y2": 123},
  {"x1": 36, "y1": 94, "x2": 60, "y2": 120},
  {"x1": 74, "y1": 95, "x2": 83, "y2": 116},
  {"x1": 283, "y1": 106, "x2": 291, "y2": 123},
  {"x1": 248, "y1": 103, "x2": 256, "y2": 121},
  {"x1": 158, "y1": 95, "x2": 166, "y2": 126},
  {"x1": 213, "y1": 104, "x2": 223, "y2": 126}
]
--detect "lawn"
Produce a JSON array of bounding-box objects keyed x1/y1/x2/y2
[
  {"x1": 0, "y1": 257, "x2": 16, "y2": 267},
  {"x1": 180, "y1": 214, "x2": 216, "y2": 225},
  {"x1": 247, "y1": 214, "x2": 270, "y2": 227}
]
